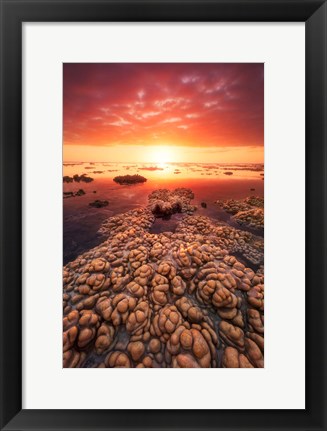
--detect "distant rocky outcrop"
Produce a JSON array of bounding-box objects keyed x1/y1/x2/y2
[
  {"x1": 89, "y1": 200, "x2": 109, "y2": 208},
  {"x1": 63, "y1": 189, "x2": 86, "y2": 199},
  {"x1": 113, "y1": 174, "x2": 147, "y2": 185},
  {"x1": 63, "y1": 174, "x2": 94, "y2": 183},
  {"x1": 139, "y1": 166, "x2": 164, "y2": 171}
]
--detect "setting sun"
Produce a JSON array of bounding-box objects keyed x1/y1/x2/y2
[{"x1": 149, "y1": 145, "x2": 173, "y2": 164}]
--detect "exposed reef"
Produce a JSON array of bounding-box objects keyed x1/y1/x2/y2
[
  {"x1": 113, "y1": 174, "x2": 147, "y2": 185},
  {"x1": 64, "y1": 189, "x2": 86, "y2": 199},
  {"x1": 223, "y1": 165, "x2": 263, "y2": 172},
  {"x1": 63, "y1": 174, "x2": 94, "y2": 183},
  {"x1": 139, "y1": 166, "x2": 164, "y2": 171},
  {"x1": 148, "y1": 188, "x2": 196, "y2": 217},
  {"x1": 216, "y1": 196, "x2": 264, "y2": 230},
  {"x1": 233, "y1": 208, "x2": 264, "y2": 230},
  {"x1": 89, "y1": 200, "x2": 109, "y2": 208},
  {"x1": 63, "y1": 189, "x2": 264, "y2": 368},
  {"x1": 176, "y1": 215, "x2": 263, "y2": 266},
  {"x1": 64, "y1": 163, "x2": 82, "y2": 167}
]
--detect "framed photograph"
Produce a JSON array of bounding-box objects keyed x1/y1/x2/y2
[{"x1": 0, "y1": 0, "x2": 326, "y2": 430}]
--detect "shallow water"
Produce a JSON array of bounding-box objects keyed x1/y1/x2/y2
[{"x1": 63, "y1": 162, "x2": 264, "y2": 265}]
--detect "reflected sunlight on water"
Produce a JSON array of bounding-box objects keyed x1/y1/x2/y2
[{"x1": 63, "y1": 162, "x2": 264, "y2": 264}]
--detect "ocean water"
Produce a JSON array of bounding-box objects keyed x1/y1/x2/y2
[{"x1": 63, "y1": 162, "x2": 264, "y2": 265}]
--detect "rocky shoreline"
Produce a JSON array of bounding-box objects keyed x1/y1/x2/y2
[
  {"x1": 216, "y1": 196, "x2": 264, "y2": 230},
  {"x1": 63, "y1": 188, "x2": 264, "y2": 368}
]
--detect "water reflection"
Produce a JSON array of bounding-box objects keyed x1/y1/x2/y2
[{"x1": 63, "y1": 162, "x2": 264, "y2": 264}]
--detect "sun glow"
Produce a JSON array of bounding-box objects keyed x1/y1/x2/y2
[{"x1": 149, "y1": 145, "x2": 174, "y2": 164}]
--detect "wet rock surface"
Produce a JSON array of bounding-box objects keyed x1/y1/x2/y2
[
  {"x1": 64, "y1": 189, "x2": 86, "y2": 199},
  {"x1": 148, "y1": 188, "x2": 196, "y2": 217},
  {"x1": 113, "y1": 174, "x2": 147, "y2": 185},
  {"x1": 89, "y1": 200, "x2": 109, "y2": 208},
  {"x1": 216, "y1": 196, "x2": 264, "y2": 230},
  {"x1": 63, "y1": 190, "x2": 264, "y2": 368},
  {"x1": 63, "y1": 174, "x2": 94, "y2": 183}
]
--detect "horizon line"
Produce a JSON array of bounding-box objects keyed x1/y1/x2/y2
[{"x1": 63, "y1": 161, "x2": 264, "y2": 164}]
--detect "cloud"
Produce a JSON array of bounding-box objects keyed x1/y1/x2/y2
[
  {"x1": 181, "y1": 75, "x2": 199, "y2": 84},
  {"x1": 204, "y1": 101, "x2": 219, "y2": 108},
  {"x1": 104, "y1": 118, "x2": 131, "y2": 127},
  {"x1": 162, "y1": 117, "x2": 181, "y2": 124},
  {"x1": 185, "y1": 113, "x2": 199, "y2": 119},
  {"x1": 142, "y1": 111, "x2": 161, "y2": 119},
  {"x1": 63, "y1": 63, "x2": 264, "y2": 148},
  {"x1": 100, "y1": 107, "x2": 110, "y2": 115}
]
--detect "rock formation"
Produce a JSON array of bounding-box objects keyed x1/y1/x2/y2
[{"x1": 63, "y1": 190, "x2": 264, "y2": 368}]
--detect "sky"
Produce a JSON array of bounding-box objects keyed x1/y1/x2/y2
[{"x1": 63, "y1": 63, "x2": 264, "y2": 163}]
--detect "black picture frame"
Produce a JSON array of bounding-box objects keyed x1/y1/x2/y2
[{"x1": 0, "y1": 0, "x2": 326, "y2": 430}]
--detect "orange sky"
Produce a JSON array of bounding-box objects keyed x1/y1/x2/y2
[{"x1": 63, "y1": 63, "x2": 264, "y2": 163}]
